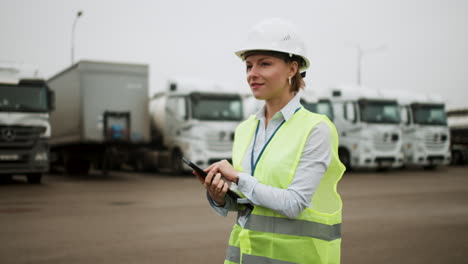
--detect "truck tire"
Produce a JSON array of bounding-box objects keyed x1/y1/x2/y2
[
  {"x1": 27, "y1": 173, "x2": 42, "y2": 184},
  {"x1": 423, "y1": 165, "x2": 437, "y2": 170},
  {"x1": 171, "y1": 151, "x2": 184, "y2": 175},
  {"x1": 1, "y1": 174, "x2": 13, "y2": 183},
  {"x1": 338, "y1": 148, "x2": 352, "y2": 171},
  {"x1": 65, "y1": 156, "x2": 90, "y2": 175},
  {"x1": 451, "y1": 151, "x2": 462, "y2": 165}
]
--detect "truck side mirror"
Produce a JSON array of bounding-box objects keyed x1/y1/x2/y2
[{"x1": 48, "y1": 90, "x2": 55, "y2": 111}]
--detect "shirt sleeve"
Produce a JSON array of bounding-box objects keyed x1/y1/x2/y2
[
  {"x1": 236, "y1": 121, "x2": 332, "y2": 218},
  {"x1": 206, "y1": 190, "x2": 238, "y2": 216}
]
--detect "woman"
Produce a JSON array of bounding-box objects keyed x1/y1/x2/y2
[{"x1": 193, "y1": 18, "x2": 345, "y2": 264}]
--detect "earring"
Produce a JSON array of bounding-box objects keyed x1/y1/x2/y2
[{"x1": 288, "y1": 77, "x2": 292, "y2": 86}]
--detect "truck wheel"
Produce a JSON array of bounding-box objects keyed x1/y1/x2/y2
[
  {"x1": 134, "y1": 159, "x2": 145, "y2": 172},
  {"x1": 1, "y1": 174, "x2": 13, "y2": 183},
  {"x1": 171, "y1": 151, "x2": 184, "y2": 175},
  {"x1": 339, "y1": 148, "x2": 352, "y2": 171},
  {"x1": 451, "y1": 151, "x2": 462, "y2": 165},
  {"x1": 65, "y1": 156, "x2": 90, "y2": 175},
  {"x1": 27, "y1": 173, "x2": 42, "y2": 184},
  {"x1": 423, "y1": 165, "x2": 437, "y2": 170}
]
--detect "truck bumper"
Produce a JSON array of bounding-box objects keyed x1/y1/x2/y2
[
  {"x1": 405, "y1": 153, "x2": 451, "y2": 167},
  {"x1": 354, "y1": 153, "x2": 404, "y2": 169},
  {"x1": 0, "y1": 139, "x2": 50, "y2": 175},
  {"x1": 184, "y1": 150, "x2": 232, "y2": 170}
]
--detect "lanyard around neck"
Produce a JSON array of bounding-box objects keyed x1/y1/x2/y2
[{"x1": 250, "y1": 107, "x2": 302, "y2": 176}]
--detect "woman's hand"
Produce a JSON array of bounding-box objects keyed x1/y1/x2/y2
[
  {"x1": 193, "y1": 170, "x2": 230, "y2": 206},
  {"x1": 205, "y1": 159, "x2": 239, "y2": 184}
]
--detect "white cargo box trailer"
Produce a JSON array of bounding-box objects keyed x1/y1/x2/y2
[{"x1": 47, "y1": 60, "x2": 150, "y2": 174}]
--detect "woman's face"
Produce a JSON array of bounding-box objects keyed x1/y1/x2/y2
[{"x1": 245, "y1": 54, "x2": 292, "y2": 100}]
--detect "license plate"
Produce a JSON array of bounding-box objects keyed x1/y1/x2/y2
[
  {"x1": 0, "y1": 154, "x2": 20, "y2": 161},
  {"x1": 379, "y1": 161, "x2": 393, "y2": 167}
]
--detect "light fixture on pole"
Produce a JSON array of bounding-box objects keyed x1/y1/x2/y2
[{"x1": 71, "y1": 10, "x2": 83, "y2": 65}]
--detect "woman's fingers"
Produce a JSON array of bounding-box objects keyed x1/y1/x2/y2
[
  {"x1": 212, "y1": 180, "x2": 228, "y2": 205},
  {"x1": 221, "y1": 181, "x2": 229, "y2": 194},
  {"x1": 210, "y1": 173, "x2": 222, "y2": 194},
  {"x1": 216, "y1": 176, "x2": 225, "y2": 192},
  {"x1": 204, "y1": 162, "x2": 216, "y2": 173},
  {"x1": 205, "y1": 169, "x2": 215, "y2": 186}
]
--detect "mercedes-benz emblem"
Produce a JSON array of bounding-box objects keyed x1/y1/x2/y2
[
  {"x1": 219, "y1": 131, "x2": 226, "y2": 141},
  {"x1": 2, "y1": 128, "x2": 16, "y2": 142}
]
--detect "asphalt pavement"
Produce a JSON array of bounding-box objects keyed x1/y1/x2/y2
[{"x1": 1, "y1": 166, "x2": 467, "y2": 264}]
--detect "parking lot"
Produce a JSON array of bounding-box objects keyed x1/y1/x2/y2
[{"x1": 1, "y1": 166, "x2": 467, "y2": 264}]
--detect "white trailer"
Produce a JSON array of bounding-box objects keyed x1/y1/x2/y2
[
  {"x1": 149, "y1": 78, "x2": 243, "y2": 173},
  {"x1": 328, "y1": 85, "x2": 403, "y2": 170},
  {"x1": 391, "y1": 91, "x2": 451, "y2": 169},
  {"x1": 0, "y1": 64, "x2": 55, "y2": 183},
  {"x1": 47, "y1": 60, "x2": 150, "y2": 174}
]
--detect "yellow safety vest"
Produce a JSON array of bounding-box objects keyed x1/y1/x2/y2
[{"x1": 225, "y1": 107, "x2": 345, "y2": 264}]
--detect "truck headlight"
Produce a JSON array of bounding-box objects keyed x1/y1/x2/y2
[{"x1": 34, "y1": 152, "x2": 48, "y2": 161}]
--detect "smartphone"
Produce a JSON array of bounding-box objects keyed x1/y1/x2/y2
[
  {"x1": 182, "y1": 157, "x2": 207, "y2": 178},
  {"x1": 182, "y1": 157, "x2": 253, "y2": 210}
]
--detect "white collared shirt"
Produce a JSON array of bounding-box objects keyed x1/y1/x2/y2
[{"x1": 208, "y1": 94, "x2": 331, "y2": 219}]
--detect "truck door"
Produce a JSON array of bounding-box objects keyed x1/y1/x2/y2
[{"x1": 166, "y1": 96, "x2": 188, "y2": 144}]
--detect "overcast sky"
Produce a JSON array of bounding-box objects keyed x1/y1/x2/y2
[{"x1": 1, "y1": 0, "x2": 467, "y2": 110}]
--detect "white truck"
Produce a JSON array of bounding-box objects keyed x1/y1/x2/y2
[
  {"x1": 47, "y1": 60, "x2": 150, "y2": 175},
  {"x1": 447, "y1": 109, "x2": 468, "y2": 165},
  {"x1": 0, "y1": 65, "x2": 55, "y2": 183},
  {"x1": 149, "y1": 78, "x2": 243, "y2": 173},
  {"x1": 299, "y1": 89, "x2": 334, "y2": 121},
  {"x1": 394, "y1": 92, "x2": 451, "y2": 169},
  {"x1": 328, "y1": 85, "x2": 403, "y2": 170}
]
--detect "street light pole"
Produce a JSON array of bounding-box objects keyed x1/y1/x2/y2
[
  {"x1": 350, "y1": 44, "x2": 386, "y2": 86},
  {"x1": 71, "y1": 11, "x2": 83, "y2": 65}
]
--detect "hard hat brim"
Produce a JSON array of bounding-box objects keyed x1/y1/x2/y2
[{"x1": 235, "y1": 48, "x2": 310, "y2": 72}]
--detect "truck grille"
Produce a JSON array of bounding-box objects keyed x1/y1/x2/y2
[
  {"x1": 425, "y1": 133, "x2": 447, "y2": 150},
  {"x1": 0, "y1": 126, "x2": 46, "y2": 149},
  {"x1": 205, "y1": 131, "x2": 234, "y2": 152},
  {"x1": 373, "y1": 132, "x2": 399, "y2": 152}
]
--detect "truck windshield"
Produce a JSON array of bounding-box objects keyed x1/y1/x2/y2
[
  {"x1": 359, "y1": 100, "x2": 400, "y2": 124},
  {"x1": 412, "y1": 104, "x2": 447, "y2": 126},
  {"x1": 191, "y1": 94, "x2": 243, "y2": 121},
  {"x1": 0, "y1": 84, "x2": 49, "y2": 112},
  {"x1": 301, "y1": 100, "x2": 334, "y2": 121}
]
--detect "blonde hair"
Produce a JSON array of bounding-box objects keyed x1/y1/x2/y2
[{"x1": 290, "y1": 69, "x2": 305, "y2": 94}]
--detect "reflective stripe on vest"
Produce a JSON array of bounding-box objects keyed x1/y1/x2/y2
[
  {"x1": 225, "y1": 246, "x2": 299, "y2": 264},
  {"x1": 226, "y1": 245, "x2": 240, "y2": 263},
  {"x1": 243, "y1": 254, "x2": 297, "y2": 264},
  {"x1": 245, "y1": 214, "x2": 341, "y2": 241}
]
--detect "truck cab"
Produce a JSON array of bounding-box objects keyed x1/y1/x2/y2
[
  {"x1": 299, "y1": 89, "x2": 334, "y2": 121},
  {"x1": 329, "y1": 85, "x2": 403, "y2": 170},
  {"x1": 0, "y1": 77, "x2": 55, "y2": 183},
  {"x1": 150, "y1": 79, "x2": 243, "y2": 173},
  {"x1": 397, "y1": 92, "x2": 451, "y2": 168}
]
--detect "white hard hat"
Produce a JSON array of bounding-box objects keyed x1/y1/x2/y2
[{"x1": 235, "y1": 18, "x2": 310, "y2": 72}]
